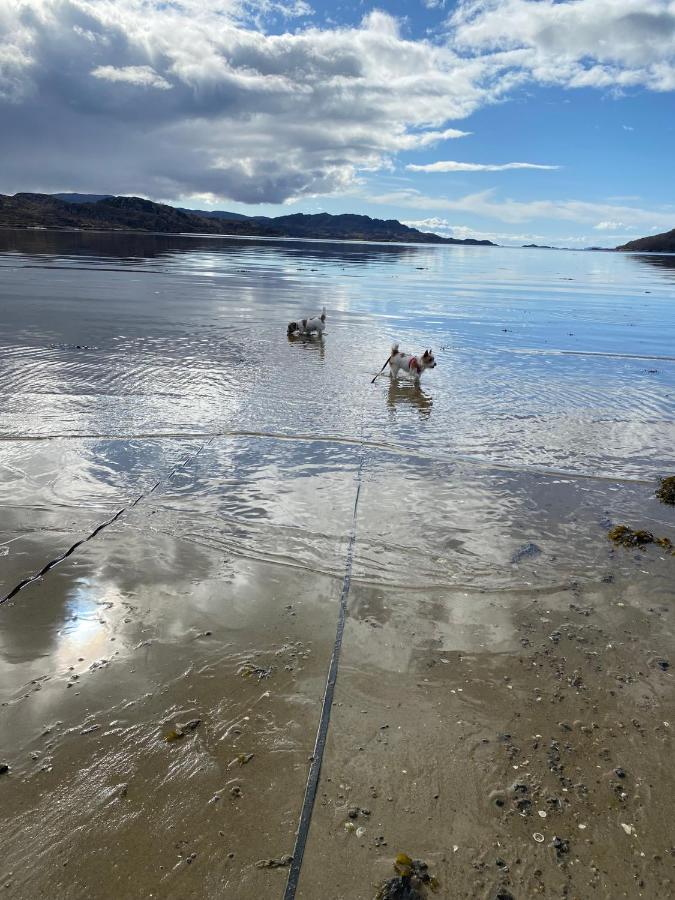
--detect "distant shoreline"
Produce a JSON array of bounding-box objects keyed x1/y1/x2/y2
[
  {"x1": 0, "y1": 223, "x2": 495, "y2": 248},
  {"x1": 0, "y1": 193, "x2": 496, "y2": 247}
]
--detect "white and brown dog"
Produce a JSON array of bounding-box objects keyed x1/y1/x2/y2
[
  {"x1": 374, "y1": 342, "x2": 436, "y2": 382},
  {"x1": 287, "y1": 307, "x2": 326, "y2": 337}
]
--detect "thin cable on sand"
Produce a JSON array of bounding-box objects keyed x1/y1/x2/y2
[
  {"x1": 283, "y1": 452, "x2": 366, "y2": 900},
  {"x1": 0, "y1": 439, "x2": 213, "y2": 606}
]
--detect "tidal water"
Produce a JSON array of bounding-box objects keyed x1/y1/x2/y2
[
  {"x1": 1, "y1": 229, "x2": 674, "y2": 595},
  {"x1": 1, "y1": 229, "x2": 674, "y2": 899}
]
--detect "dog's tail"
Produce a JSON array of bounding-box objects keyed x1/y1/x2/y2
[
  {"x1": 320, "y1": 306, "x2": 326, "y2": 322},
  {"x1": 391, "y1": 342, "x2": 399, "y2": 356}
]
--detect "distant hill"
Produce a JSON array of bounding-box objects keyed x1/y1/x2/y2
[
  {"x1": 0, "y1": 193, "x2": 279, "y2": 237},
  {"x1": 177, "y1": 207, "x2": 251, "y2": 221},
  {"x1": 617, "y1": 229, "x2": 675, "y2": 252},
  {"x1": 0, "y1": 192, "x2": 496, "y2": 245},
  {"x1": 54, "y1": 192, "x2": 113, "y2": 204}
]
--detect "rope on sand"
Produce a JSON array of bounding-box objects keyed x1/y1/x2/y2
[
  {"x1": 0, "y1": 438, "x2": 214, "y2": 606},
  {"x1": 283, "y1": 444, "x2": 368, "y2": 898}
]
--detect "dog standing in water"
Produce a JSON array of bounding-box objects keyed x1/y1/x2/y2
[
  {"x1": 287, "y1": 307, "x2": 326, "y2": 337},
  {"x1": 372, "y1": 343, "x2": 436, "y2": 383}
]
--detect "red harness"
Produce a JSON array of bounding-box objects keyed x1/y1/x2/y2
[{"x1": 409, "y1": 356, "x2": 420, "y2": 373}]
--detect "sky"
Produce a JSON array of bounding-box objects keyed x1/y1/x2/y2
[{"x1": 1, "y1": 0, "x2": 674, "y2": 247}]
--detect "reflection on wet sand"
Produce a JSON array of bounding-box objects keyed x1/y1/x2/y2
[{"x1": 386, "y1": 378, "x2": 433, "y2": 419}]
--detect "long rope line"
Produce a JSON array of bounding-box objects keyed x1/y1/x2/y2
[
  {"x1": 283, "y1": 404, "x2": 370, "y2": 899},
  {"x1": 0, "y1": 438, "x2": 214, "y2": 606}
]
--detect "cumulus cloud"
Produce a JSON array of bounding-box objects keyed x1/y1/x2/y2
[
  {"x1": 449, "y1": 0, "x2": 675, "y2": 92},
  {"x1": 406, "y1": 160, "x2": 559, "y2": 172},
  {"x1": 0, "y1": 1, "x2": 509, "y2": 203}
]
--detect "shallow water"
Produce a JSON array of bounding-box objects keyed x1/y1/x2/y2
[{"x1": 1, "y1": 230, "x2": 674, "y2": 899}]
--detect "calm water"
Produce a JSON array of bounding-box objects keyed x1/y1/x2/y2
[
  {"x1": 1, "y1": 229, "x2": 675, "y2": 604},
  {"x1": 1, "y1": 229, "x2": 674, "y2": 474}
]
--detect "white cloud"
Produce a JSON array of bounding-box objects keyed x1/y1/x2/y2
[
  {"x1": 371, "y1": 187, "x2": 675, "y2": 229},
  {"x1": 0, "y1": 0, "x2": 673, "y2": 206},
  {"x1": 92, "y1": 65, "x2": 172, "y2": 90},
  {"x1": 0, "y1": 1, "x2": 515, "y2": 203},
  {"x1": 406, "y1": 160, "x2": 559, "y2": 172},
  {"x1": 401, "y1": 217, "x2": 608, "y2": 246},
  {"x1": 449, "y1": 0, "x2": 675, "y2": 92},
  {"x1": 594, "y1": 220, "x2": 627, "y2": 230}
]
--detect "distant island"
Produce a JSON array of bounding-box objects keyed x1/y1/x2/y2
[
  {"x1": 0, "y1": 192, "x2": 495, "y2": 246},
  {"x1": 522, "y1": 243, "x2": 554, "y2": 249},
  {"x1": 617, "y1": 228, "x2": 675, "y2": 253}
]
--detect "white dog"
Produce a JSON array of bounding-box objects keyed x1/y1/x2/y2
[
  {"x1": 373, "y1": 342, "x2": 437, "y2": 382},
  {"x1": 287, "y1": 307, "x2": 326, "y2": 337}
]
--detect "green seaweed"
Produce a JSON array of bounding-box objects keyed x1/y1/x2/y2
[
  {"x1": 608, "y1": 524, "x2": 674, "y2": 554},
  {"x1": 608, "y1": 525, "x2": 654, "y2": 548},
  {"x1": 656, "y1": 476, "x2": 675, "y2": 506},
  {"x1": 375, "y1": 853, "x2": 439, "y2": 900}
]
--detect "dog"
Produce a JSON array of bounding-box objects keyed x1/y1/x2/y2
[
  {"x1": 373, "y1": 342, "x2": 436, "y2": 382},
  {"x1": 287, "y1": 307, "x2": 326, "y2": 337}
]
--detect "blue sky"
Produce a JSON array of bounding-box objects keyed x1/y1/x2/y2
[{"x1": 1, "y1": 0, "x2": 674, "y2": 246}]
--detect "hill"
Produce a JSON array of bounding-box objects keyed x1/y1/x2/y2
[
  {"x1": 0, "y1": 193, "x2": 280, "y2": 237},
  {"x1": 617, "y1": 229, "x2": 675, "y2": 252},
  {"x1": 0, "y1": 192, "x2": 495, "y2": 245}
]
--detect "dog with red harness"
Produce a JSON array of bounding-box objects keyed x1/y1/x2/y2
[{"x1": 372, "y1": 342, "x2": 436, "y2": 383}]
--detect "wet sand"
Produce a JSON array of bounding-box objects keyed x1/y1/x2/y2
[{"x1": 1, "y1": 232, "x2": 675, "y2": 898}]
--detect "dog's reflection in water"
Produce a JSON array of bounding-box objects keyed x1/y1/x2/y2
[
  {"x1": 386, "y1": 378, "x2": 433, "y2": 419},
  {"x1": 287, "y1": 332, "x2": 325, "y2": 359}
]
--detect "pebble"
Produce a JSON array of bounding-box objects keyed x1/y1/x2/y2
[{"x1": 0, "y1": 764, "x2": 9, "y2": 775}]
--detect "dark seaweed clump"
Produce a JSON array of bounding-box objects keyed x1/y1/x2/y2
[
  {"x1": 376, "y1": 853, "x2": 439, "y2": 899},
  {"x1": 608, "y1": 525, "x2": 673, "y2": 553},
  {"x1": 656, "y1": 476, "x2": 675, "y2": 506}
]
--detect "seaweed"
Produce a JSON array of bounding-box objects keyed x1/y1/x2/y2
[
  {"x1": 255, "y1": 855, "x2": 293, "y2": 868},
  {"x1": 228, "y1": 752, "x2": 255, "y2": 767},
  {"x1": 375, "y1": 853, "x2": 439, "y2": 899},
  {"x1": 607, "y1": 525, "x2": 674, "y2": 553},
  {"x1": 164, "y1": 719, "x2": 201, "y2": 742},
  {"x1": 656, "y1": 476, "x2": 675, "y2": 506},
  {"x1": 608, "y1": 525, "x2": 654, "y2": 547},
  {"x1": 238, "y1": 662, "x2": 274, "y2": 680}
]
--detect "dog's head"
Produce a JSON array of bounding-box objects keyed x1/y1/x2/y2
[
  {"x1": 287, "y1": 321, "x2": 298, "y2": 335},
  {"x1": 420, "y1": 349, "x2": 436, "y2": 370}
]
